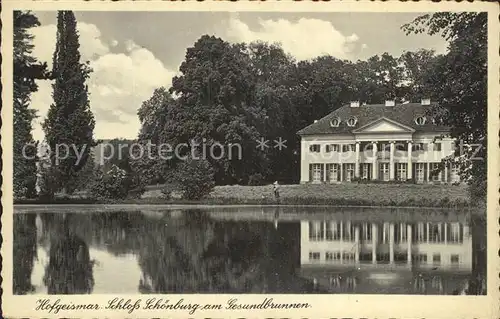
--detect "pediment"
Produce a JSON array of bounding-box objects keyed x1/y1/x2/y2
[{"x1": 352, "y1": 117, "x2": 415, "y2": 133}]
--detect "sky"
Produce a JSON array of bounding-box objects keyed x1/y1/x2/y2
[{"x1": 29, "y1": 11, "x2": 449, "y2": 141}]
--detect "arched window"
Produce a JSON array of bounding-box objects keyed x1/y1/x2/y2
[
  {"x1": 330, "y1": 117, "x2": 341, "y2": 127},
  {"x1": 415, "y1": 116, "x2": 427, "y2": 125},
  {"x1": 346, "y1": 116, "x2": 358, "y2": 127}
]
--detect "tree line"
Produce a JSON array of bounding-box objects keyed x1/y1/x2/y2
[{"x1": 13, "y1": 11, "x2": 487, "y2": 201}]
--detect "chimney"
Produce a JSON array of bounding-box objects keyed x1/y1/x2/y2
[
  {"x1": 385, "y1": 100, "x2": 395, "y2": 106},
  {"x1": 421, "y1": 98, "x2": 431, "y2": 105},
  {"x1": 350, "y1": 101, "x2": 360, "y2": 108}
]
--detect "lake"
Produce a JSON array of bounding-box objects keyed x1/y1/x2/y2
[{"x1": 13, "y1": 205, "x2": 486, "y2": 295}]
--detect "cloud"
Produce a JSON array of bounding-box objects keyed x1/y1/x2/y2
[
  {"x1": 224, "y1": 17, "x2": 361, "y2": 61},
  {"x1": 31, "y1": 22, "x2": 109, "y2": 67},
  {"x1": 29, "y1": 22, "x2": 176, "y2": 140}
]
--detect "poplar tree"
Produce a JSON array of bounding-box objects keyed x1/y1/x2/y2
[
  {"x1": 43, "y1": 11, "x2": 96, "y2": 193},
  {"x1": 13, "y1": 11, "x2": 51, "y2": 198}
]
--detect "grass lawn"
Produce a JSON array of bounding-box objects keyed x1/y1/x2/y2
[
  {"x1": 17, "y1": 183, "x2": 476, "y2": 208},
  {"x1": 140, "y1": 183, "x2": 472, "y2": 208}
]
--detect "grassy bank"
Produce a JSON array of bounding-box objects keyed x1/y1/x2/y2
[{"x1": 16, "y1": 183, "x2": 477, "y2": 209}]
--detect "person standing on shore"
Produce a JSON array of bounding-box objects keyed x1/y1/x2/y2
[{"x1": 273, "y1": 181, "x2": 280, "y2": 202}]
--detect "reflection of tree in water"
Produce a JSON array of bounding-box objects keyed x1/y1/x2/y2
[
  {"x1": 13, "y1": 214, "x2": 38, "y2": 294},
  {"x1": 42, "y1": 214, "x2": 95, "y2": 294},
  {"x1": 138, "y1": 210, "x2": 312, "y2": 293}
]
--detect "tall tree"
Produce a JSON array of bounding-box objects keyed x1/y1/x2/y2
[
  {"x1": 13, "y1": 11, "x2": 51, "y2": 198},
  {"x1": 398, "y1": 49, "x2": 440, "y2": 101},
  {"x1": 43, "y1": 11, "x2": 96, "y2": 194},
  {"x1": 168, "y1": 35, "x2": 264, "y2": 185},
  {"x1": 402, "y1": 13, "x2": 488, "y2": 201}
]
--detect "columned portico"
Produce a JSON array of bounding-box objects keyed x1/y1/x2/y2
[
  {"x1": 389, "y1": 223, "x2": 395, "y2": 263},
  {"x1": 407, "y1": 224, "x2": 412, "y2": 264},
  {"x1": 389, "y1": 141, "x2": 395, "y2": 180},
  {"x1": 354, "y1": 226, "x2": 360, "y2": 264},
  {"x1": 407, "y1": 141, "x2": 413, "y2": 180},
  {"x1": 372, "y1": 224, "x2": 378, "y2": 264},
  {"x1": 354, "y1": 142, "x2": 360, "y2": 178},
  {"x1": 372, "y1": 142, "x2": 378, "y2": 180}
]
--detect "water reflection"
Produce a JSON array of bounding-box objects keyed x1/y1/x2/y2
[
  {"x1": 42, "y1": 214, "x2": 95, "y2": 294},
  {"x1": 13, "y1": 207, "x2": 486, "y2": 295}
]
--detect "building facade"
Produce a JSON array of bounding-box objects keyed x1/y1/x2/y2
[
  {"x1": 298, "y1": 218, "x2": 473, "y2": 294},
  {"x1": 297, "y1": 99, "x2": 461, "y2": 184},
  {"x1": 300, "y1": 220, "x2": 472, "y2": 271}
]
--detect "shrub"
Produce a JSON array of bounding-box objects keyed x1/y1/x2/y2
[
  {"x1": 37, "y1": 166, "x2": 60, "y2": 200},
  {"x1": 88, "y1": 165, "x2": 145, "y2": 200},
  {"x1": 169, "y1": 159, "x2": 215, "y2": 200}
]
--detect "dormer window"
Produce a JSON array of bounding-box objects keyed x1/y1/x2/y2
[
  {"x1": 415, "y1": 116, "x2": 427, "y2": 126},
  {"x1": 330, "y1": 117, "x2": 341, "y2": 127},
  {"x1": 346, "y1": 116, "x2": 358, "y2": 127}
]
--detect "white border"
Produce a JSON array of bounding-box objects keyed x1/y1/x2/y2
[{"x1": 2, "y1": 1, "x2": 499, "y2": 318}]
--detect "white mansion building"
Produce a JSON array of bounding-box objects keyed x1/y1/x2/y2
[{"x1": 297, "y1": 99, "x2": 460, "y2": 183}]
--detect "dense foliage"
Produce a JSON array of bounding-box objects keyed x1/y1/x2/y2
[
  {"x1": 402, "y1": 12, "x2": 487, "y2": 200},
  {"x1": 13, "y1": 11, "x2": 51, "y2": 198},
  {"x1": 42, "y1": 11, "x2": 96, "y2": 194},
  {"x1": 89, "y1": 164, "x2": 145, "y2": 200},
  {"x1": 167, "y1": 159, "x2": 216, "y2": 200},
  {"x1": 134, "y1": 36, "x2": 443, "y2": 187}
]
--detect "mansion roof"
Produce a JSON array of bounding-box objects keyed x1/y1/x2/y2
[{"x1": 297, "y1": 102, "x2": 450, "y2": 136}]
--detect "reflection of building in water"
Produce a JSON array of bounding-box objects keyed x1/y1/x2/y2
[
  {"x1": 302, "y1": 221, "x2": 471, "y2": 269},
  {"x1": 299, "y1": 220, "x2": 472, "y2": 294}
]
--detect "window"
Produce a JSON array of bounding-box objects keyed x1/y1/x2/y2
[
  {"x1": 415, "y1": 163, "x2": 425, "y2": 182},
  {"x1": 415, "y1": 116, "x2": 427, "y2": 125},
  {"x1": 381, "y1": 143, "x2": 391, "y2": 151},
  {"x1": 309, "y1": 144, "x2": 320, "y2": 153},
  {"x1": 325, "y1": 144, "x2": 340, "y2": 152},
  {"x1": 395, "y1": 143, "x2": 406, "y2": 151},
  {"x1": 362, "y1": 164, "x2": 371, "y2": 180},
  {"x1": 450, "y1": 255, "x2": 460, "y2": 264},
  {"x1": 342, "y1": 222, "x2": 355, "y2": 241},
  {"x1": 379, "y1": 163, "x2": 390, "y2": 181},
  {"x1": 450, "y1": 164, "x2": 460, "y2": 183},
  {"x1": 325, "y1": 252, "x2": 341, "y2": 261},
  {"x1": 344, "y1": 164, "x2": 355, "y2": 182},
  {"x1": 429, "y1": 223, "x2": 444, "y2": 243},
  {"x1": 330, "y1": 118, "x2": 341, "y2": 127},
  {"x1": 382, "y1": 223, "x2": 390, "y2": 243},
  {"x1": 342, "y1": 144, "x2": 354, "y2": 152},
  {"x1": 326, "y1": 163, "x2": 340, "y2": 182},
  {"x1": 430, "y1": 163, "x2": 442, "y2": 181},
  {"x1": 396, "y1": 163, "x2": 407, "y2": 181},
  {"x1": 432, "y1": 254, "x2": 441, "y2": 265},
  {"x1": 434, "y1": 143, "x2": 442, "y2": 152},
  {"x1": 416, "y1": 223, "x2": 428, "y2": 243},
  {"x1": 412, "y1": 143, "x2": 424, "y2": 151},
  {"x1": 346, "y1": 117, "x2": 358, "y2": 127},
  {"x1": 447, "y1": 223, "x2": 463, "y2": 243},
  {"x1": 326, "y1": 222, "x2": 341, "y2": 241},
  {"x1": 362, "y1": 223, "x2": 372, "y2": 241},
  {"x1": 394, "y1": 223, "x2": 407, "y2": 243},
  {"x1": 309, "y1": 252, "x2": 320, "y2": 261},
  {"x1": 308, "y1": 221, "x2": 324, "y2": 241},
  {"x1": 414, "y1": 254, "x2": 427, "y2": 263},
  {"x1": 342, "y1": 252, "x2": 355, "y2": 261},
  {"x1": 310, "y1": 164, "x2": 323, "y2": 182}
]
